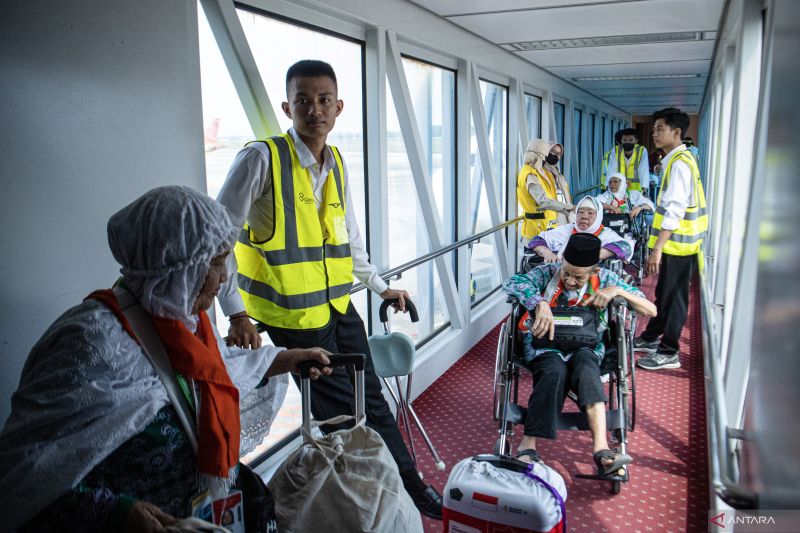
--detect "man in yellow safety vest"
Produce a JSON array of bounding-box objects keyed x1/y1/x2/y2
[
  {"x1": 606, "y1": 128, "x2": 649, "y2": 195},
  {"x1": 634, "y1": 108, "x2": 708, "y2": 371},
  {"x1": 599, "y1": 130, "x2": 623, "y2": 190},
  {"x1": 216, "y1": 60, "x2": 443, "y2": 518}
]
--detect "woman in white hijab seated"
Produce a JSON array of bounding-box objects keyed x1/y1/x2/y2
[
  {"x1": 0, "y1": 186, "x2": 332, "y2": 533},
  {"x1": 596, "y1": 171, "x2": 655, "y2": 218},
  {"x1": 527, "y1": 196, "x2": 632, "y2": 263}
]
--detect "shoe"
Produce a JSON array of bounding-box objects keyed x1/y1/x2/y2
[
  {"x1": 632, "y1": 336, "x2": 659, "y2": 354},
  {"x1": 637, "y1": 352, "x2": 680, "y2": 370},
  {"x1": 409, "y1": 485, "x2": 443, "y2": 520}
]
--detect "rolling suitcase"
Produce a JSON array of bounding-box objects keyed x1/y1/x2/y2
[
  {"x1": 268, "y1": 354, "x2": 423, "y2": 533},
  {"x1": 443, "y1": 455, "x2": 567, "y2": 533}
]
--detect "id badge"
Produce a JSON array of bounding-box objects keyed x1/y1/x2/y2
[
  {"x1": 333, "y1": 215, "x2": 348, "y2": 243},
  {"x1": 212, "y1": 489, "x2": 245, "y2": 533},
  {"x1": 189, "y1": 490, "x2": 213, "y2": 523}
]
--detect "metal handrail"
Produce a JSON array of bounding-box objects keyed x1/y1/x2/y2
[
  {"x1": 699, "y1": 268, "x2": 759, "y2": 509},
  {"x1": 350, "y1": 216, "x2": 523, "y2": 293},
  {"x1": 571, "y1": 184, "x2": 602, "y2": 197}
]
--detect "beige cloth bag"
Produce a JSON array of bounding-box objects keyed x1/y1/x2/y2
[{"x1": 268, "y1": 414, "x2": 423, "y2": 533}]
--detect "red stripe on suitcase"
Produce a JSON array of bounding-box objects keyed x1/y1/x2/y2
[{"x1": 472, "y1": 492, "x2": 498, "y2": 505}]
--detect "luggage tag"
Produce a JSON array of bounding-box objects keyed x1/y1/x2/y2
[
  {"x1": 211, "y1": 489, "x2": 245, "y2": 533},
  {"x1": 553, "y1": 315, "x2": 584, "y2": 327}
]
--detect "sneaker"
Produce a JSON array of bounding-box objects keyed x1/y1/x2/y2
[
  {"x1": 632, "y1": 336, "x2": 659, "y2": 354},
  {"x1": 637, "y1": 352, "x2": 681, "y2": 370}
]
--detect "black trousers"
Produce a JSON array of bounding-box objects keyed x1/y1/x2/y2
[
  {"x1": 640, "y1": 253, "x2": 696, "y2": 355},
  {"x1": 524, "y1": 348, "x2": 607, "y2": 439},
  {"x1": 262, "y1": 303, "x2": 415, "y2": 474}
]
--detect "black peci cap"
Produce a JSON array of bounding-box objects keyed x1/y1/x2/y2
[{"x1": 562, "y1": 233, "x2": 601, "y2": 267}]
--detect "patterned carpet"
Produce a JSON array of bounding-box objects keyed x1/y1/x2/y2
[{"x1": 404, "y1": 275, "x2": 708, "y2": 532}]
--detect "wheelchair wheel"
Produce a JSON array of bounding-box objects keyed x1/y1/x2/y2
[
  {"x1": 611, "y1": 480, "x2": 621, "y2": 494},
  {"x1": 628, "y1": 352, "x2": 637, "y2": 432},
  {"x1": 493, "y1": 320, "x2": 510, "y2": 421}
]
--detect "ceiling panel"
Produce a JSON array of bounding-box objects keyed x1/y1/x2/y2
[
  {"x1": 574, "y1": 76, "x2": 708, "y2": 90},
  {"x1": 546, "y1": 59, "x2": 711, "y2": 78},
  {"x1": 515, "y1": 40, "x2": 715, "y2": 67},
  {"x1": 410, "y1": 0, "x2": 724, "y2": 114},
  {"x1": 412, "y1": 0, "x2": 642, "y2": 17},
  {"x1": 445, "y1": 0, "x2": 724, "y2": 43}
]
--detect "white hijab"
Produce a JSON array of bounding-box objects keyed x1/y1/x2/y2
[
  {"x1": 107, "y1": 185, "x2": 238, "y2": 330},
  {"x1": 540, "y1": 196, "x2": 615, "y2": 253},
  {"x1": 607, "y1": 171, "x2": 628, "y2": 202}
]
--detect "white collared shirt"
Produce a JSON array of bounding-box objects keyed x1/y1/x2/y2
[
  {"x1": 657, "y1": 144, "x2": 693, "y2": 231},
  {"x1": 216, "y1": 128, "x2": 387, "y2": 317}
]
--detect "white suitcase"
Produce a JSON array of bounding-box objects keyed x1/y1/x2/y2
[{"x1": 443, "y1": 455, "x2": 567, "y2": 533}]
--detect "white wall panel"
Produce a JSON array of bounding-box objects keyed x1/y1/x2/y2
[{"x1": 0, "y1": 0, "x2": 205, "y2": 423}]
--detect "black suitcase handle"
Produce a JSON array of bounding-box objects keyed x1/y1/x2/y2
[{"x1": 297, "y1": 353, "x2": 366, "y2": 379}]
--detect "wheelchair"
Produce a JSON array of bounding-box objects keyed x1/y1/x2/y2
[
  {"x1": 602, "y1": 211, "x2": 651, "y2": 286},
  {"x1": 492, "y1": 293, "x2": 638, "y2": 494}
]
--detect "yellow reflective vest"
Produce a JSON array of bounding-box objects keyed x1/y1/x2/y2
[
  {"x1": 517, "y1": 164, "x2": 559, "y2": 239},
  {"x1": 618, "y1": 144, "x2": 646, "y2": 191},
  {"x1": 648, "y1": 148, "x2": 708, "y2": 256},
  {"x1": 600, "y1": 147, "x2": 615, "y2": 189},
  {"x1": 234, "y1": 134, "x2": 354, "y2": 329}
]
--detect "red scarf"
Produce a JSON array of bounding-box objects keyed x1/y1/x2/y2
[
  {"x1": 87, "y1": 289, "x2": 240, "y2": 478},
  {"x1": 548, "y1": 274, "x2": 601, "y2": 307}
]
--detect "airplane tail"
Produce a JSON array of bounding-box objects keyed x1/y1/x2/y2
[{"x1": 204, "y1": 118, "x2": 222, "y2": 152}]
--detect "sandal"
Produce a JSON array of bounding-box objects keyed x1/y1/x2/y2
[
  {"x1": 593, "y1": 449, "x2": 632, "y2": 476},
  {"x1": 516, "y1": 448, "x2": 545, "y2": 465}
]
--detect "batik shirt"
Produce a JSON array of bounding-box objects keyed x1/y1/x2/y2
[{"x1": 502, "y1": 263, "x2": 644, "y2": 363}]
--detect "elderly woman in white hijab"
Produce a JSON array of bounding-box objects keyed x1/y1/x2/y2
[
  {"x1": 596, "y1": 171, "x2": 654, "y2": 218},
  {"x1": 517, "y1": 139, "x2": 574, "y2": 246},
  {"x1": 527, "y1": 196, "x2": 632, "y2": 262},
  {"x1": 0, "y1": 186, "x2": 332, "y2": 533}
]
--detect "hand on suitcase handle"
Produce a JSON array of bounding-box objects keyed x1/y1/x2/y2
[
  {"x1": 298, "y1": 353, "x2": 366, "y2": 379},
  {"x1": 379, "y1": 298, "x2": 419, "y2": 323}
]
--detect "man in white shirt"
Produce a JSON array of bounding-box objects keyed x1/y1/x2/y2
[
  {"x1": 607, "y1": 128, "x2": 650, "y2": 196},
  {"x1": 216, "y1": 60, "x2": 443, "y2": 518},
  {"x1": 634, "y1": 108, "x2": 708, "y2": 370}
]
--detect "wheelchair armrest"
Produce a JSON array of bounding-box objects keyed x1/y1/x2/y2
[{"x1": 612, "y1": 296, "x2": 628, "y2": 307}]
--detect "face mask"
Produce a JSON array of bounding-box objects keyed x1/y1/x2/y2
[
  {"x1": 545, "y1": 154, "x2": 559, "y2": 165},
  {"x1": 622, "y1": 142, "x2": 635, "y2": 151}
]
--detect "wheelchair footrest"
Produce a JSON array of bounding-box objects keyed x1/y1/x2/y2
[{"x1": 575, "y1": 468, "x2": 629, "y2": 483}]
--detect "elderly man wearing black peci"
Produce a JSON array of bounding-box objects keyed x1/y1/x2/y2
[{"x1": 503, "y1": 233, "x2": 656, "y2": 476}]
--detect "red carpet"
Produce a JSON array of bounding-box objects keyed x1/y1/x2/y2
[{"x1": 406, "y1": 275, "x2": 709, "y2": 532}]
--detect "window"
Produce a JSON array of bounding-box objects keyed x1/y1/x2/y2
[
  {"x1": 385, "y1": 57, "x2": 455, "y2": 343},
  {"x1": 469, "y1": 80, "x2": 507, "y2": 306},
  {"x1": 573, "y1": 108, "x2": 583, "y2": 185},
  {"x1": 553, "y1": 102, "x2": 566, "y2": 146},
  {"x1": 199, "y1": 7, "x2": 369, "y2": 461},
  {"x1": 588, "y1": 112, "x2": 596, "y2": 175},
  {"x1": 524, "y1": 93, "x2": 542, "y2": 142}
]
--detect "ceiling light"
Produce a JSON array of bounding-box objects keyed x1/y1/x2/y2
[
  {"x1": 573, "y1": 74, "x2": 702, "y2": 81},
  {"x1": 507, "y1": 31, "x2": 712, "y2": 51},
  {"x1": 601, "y1": 92, "x2": 701, "y2": 97}
]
